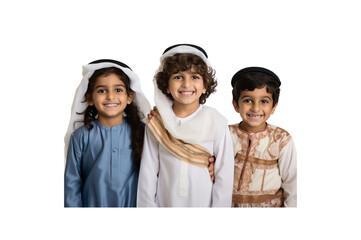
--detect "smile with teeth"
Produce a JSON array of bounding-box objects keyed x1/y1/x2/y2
[
  {"x1": 104, "y1": 103, "x2": 119, "y2": 107},
  {"x1": 179, "y1": 91, "x2": 195, "y2": 97},
  {"x1": 247, "y1": 113, "x2": 264, "y2": 120}
]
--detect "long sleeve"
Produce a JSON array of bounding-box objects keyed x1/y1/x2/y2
[
  {"x1": 137, "y1": 126, "x2": 160, "y2": 207},
  {"x1": 64, "y1": 134, "x2": 83, "y2": 207},
  {"x1": 278, "y1": 138, "x2": 297, "y2": 207},
  {"x1": 211, "y1": 125, "x2": 234, "y2": 207}
]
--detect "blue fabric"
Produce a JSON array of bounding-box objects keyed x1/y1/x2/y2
[{"x1": 64, "y1": 119, "x2": 138, "y2": 207}]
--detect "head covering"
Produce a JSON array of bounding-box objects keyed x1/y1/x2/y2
[
  {"x1": 231, "y1": 66, "x2": 281, "y2": 87},
  {"x1": 154, "y1": 44, "x2": 227, "y2": 144},
  {"x1": 159, "y1": 44, "x2": 211, "y2": 69},
  {"x1": 64, "y1": 59, "x2": 151, "y2": 160}
]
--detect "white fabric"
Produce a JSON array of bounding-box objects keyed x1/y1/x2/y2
[
  {"x1": 137, "y1": 105, "x2": 234, "y2": 207},
  {"x1": 159, "y1": 45, "x2": 211, "y2": 68},
  {"x1": 64, "y1": 62, "x2": 151, "y2": 161},
  {"x1": 278, "y1": 138, "x2": 297, "y2": 207},
  {"x1": 179, "y1": 161, "x2": 188, "y2": 197},
  {"x1": 154, "y1": 45, "x2": 226, "y2": 144}
]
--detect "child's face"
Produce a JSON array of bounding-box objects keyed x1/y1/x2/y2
[
  {"x1": 87, "y1": 73, "x2": 134, "y2": 127},
  {"x1": 167, "y1": 67, "x2": 206, "y2": 112},
  {"x1": 232, "y1": 86, "x2": 277, "y2": 133}
]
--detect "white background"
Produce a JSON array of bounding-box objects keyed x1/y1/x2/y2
[{"x1": 1, "y1": 0, "x2": 360, "y2": 239}]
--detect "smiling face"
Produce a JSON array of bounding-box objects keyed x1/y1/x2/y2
[
  {"x1": 87, "y1": 73, "x2": 134, "y2": 127},
  {"x1": 167, "y1": 67, "x2": 207, "y2": 116},
  {"x1": 233, "y1": 86, "x2": 277, "y2": 133}
]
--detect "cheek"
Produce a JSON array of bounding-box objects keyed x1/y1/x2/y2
[
  {"x1": 240, "y1": 108, "x2": 248, "y2": 116},
  {"x1": 167, "y1": 81, "x2": 174, "y2": 94},
  {"x1": 238, "y1": 103, "x2": 248, "y2": 113}
]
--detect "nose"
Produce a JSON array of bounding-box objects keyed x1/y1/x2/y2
[
  {"x1": 251, "y1": 102, "x2": 260, "y2": 112},
  {"x1": 106, "y1": 91, "x2": 115, "y2": 100},
  {"x1": 182, "y1": 76, "x2": 191, "y2": 87}
]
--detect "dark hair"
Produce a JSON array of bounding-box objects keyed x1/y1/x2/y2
[
  {"x1": 155, "y1": 53, "x2": 217, "y2": 104},
  {"x1": 79, "y1": 67, "x2": 144, "y2": 169},
  {"x1": 232, "y1": 72, "x2": 280, "y2": 107}
]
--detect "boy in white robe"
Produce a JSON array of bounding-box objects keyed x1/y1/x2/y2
[{"x1": 137, "y1": 44, "x2": 234, "y2": 207}]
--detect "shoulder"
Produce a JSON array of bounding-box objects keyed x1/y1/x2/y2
[
  {"x1": 202, "y1": 105, "x2": 224, "y2": 116},
  {"x1": 201, "y1": 105, "x2": 227, "y2": 125},
  {"x1": 124, "y1": 117, "x2": 145, "y2": 128},
  {"x1": 267, "y1": 124, "x2": 292, "y2": 137},
  {"x1": 228, "y1": 123, "x2": 241, "y2": 139},
  {"x1": 228, "y1": 123, "x2": 240, "y2": 132},
  {"x1": 71, "y1": 124, "x2": 92, "y2": 140},
  {"x1": 267, "y1": 124, "x2": 293, "y2": 148}
]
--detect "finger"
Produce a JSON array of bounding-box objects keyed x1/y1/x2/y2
[{"x1": 150, "y1": 110, "x2": 157, "y2": 116}]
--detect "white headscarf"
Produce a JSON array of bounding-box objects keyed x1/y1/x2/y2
[
  {"x1": 64, "y1": 60, "x2": 151, "y2": 160},
  {"x1": 154, "y1": 44, "x2": 227, "y2": 144}
]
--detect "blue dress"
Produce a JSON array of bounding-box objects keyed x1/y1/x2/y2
[{"x1": 64, "y1": 119, "x2": 138, "y2": 207}]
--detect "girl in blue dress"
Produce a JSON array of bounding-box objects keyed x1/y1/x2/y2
[{"x1": 64, "y1": 59, "x2": 151, "y2": 207}]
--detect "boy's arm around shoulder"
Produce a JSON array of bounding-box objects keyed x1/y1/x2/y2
[
  {"x1": 137, "y1": 126, "x2": 159, "y2": 207},
  {"x1": 64, "y1": 131, "x2": 85, "y2": 207},
  {"x1": 211, "y1": 125, "x2": 234, "y2": 207},
  {"x1": 279, "y1": 135, "x2": 297, "y2": 207}
]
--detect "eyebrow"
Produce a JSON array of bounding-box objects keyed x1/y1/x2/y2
[
  {"x1": 95, "y1": 84, "x2": 126, "y2": 89},
  {"x1": 241, "y1": 95, "x2": 272, "y2": 99}
]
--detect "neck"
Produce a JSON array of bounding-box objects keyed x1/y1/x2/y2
[
  {"x1": 172, "y1": 102, "x2": 200, "y2": 118},
  {"x1": 97, "y1": 115, "x2": 124, "y2": 127},
  {"x1": 239, "y1": 121, "x2": 267, "y2": 133}
]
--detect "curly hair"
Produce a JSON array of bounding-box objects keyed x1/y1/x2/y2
[
  {"x1": 78, "y1": 67, "x2": 144, "y2": 169},
  {"x1": 155, "y1": 53, "x2": 217, "y2": 104}
]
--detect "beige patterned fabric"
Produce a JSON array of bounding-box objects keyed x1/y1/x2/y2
[
  {"x1": 147, "y1": 109, "x2": 212, "y2": 168},
  {"x1": 229, "y1": 123, "x2": 297, "y2": 207}
]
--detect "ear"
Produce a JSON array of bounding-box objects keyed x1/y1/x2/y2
[
  {"x1": 166, "y1": 88, "x2": 170, "y2": 94},
  {"x1": 232, "y1": 100, "x2": 240, "y2": 113},
  {"x1": 202, "y1": 78, "x2": 208, "y2": 94},
  {"x1": 127, "y1": 91, "x2": 135, "y2": 104},
  {"x1": 271, "y1": 103, "x2": 278, "y2": 114},
  {"x1": 86, "y1": 94, "x2": 94, "y2": 106}
]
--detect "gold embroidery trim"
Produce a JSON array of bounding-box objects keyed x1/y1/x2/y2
[
  {"x1": 236, "y1": 153, "x2": 278, "y2": 166},
  {"x1": 261, "y1": 170, "x2": 266, "y2": 191},
  {"x1": 147, "y1": 110, "x2": 211, "y2": 168},
  {"x1": 232, "y1": 188, "x2": 283, "y2": 204}
]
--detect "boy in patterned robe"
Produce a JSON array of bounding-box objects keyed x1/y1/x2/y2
[{"x1": 229, "y1": 67, "x2": 297, "y2": 207}]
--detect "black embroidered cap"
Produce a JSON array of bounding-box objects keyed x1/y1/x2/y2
[{"x1": 231, "y1": 67, "x2": 281, "y2": 87}]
